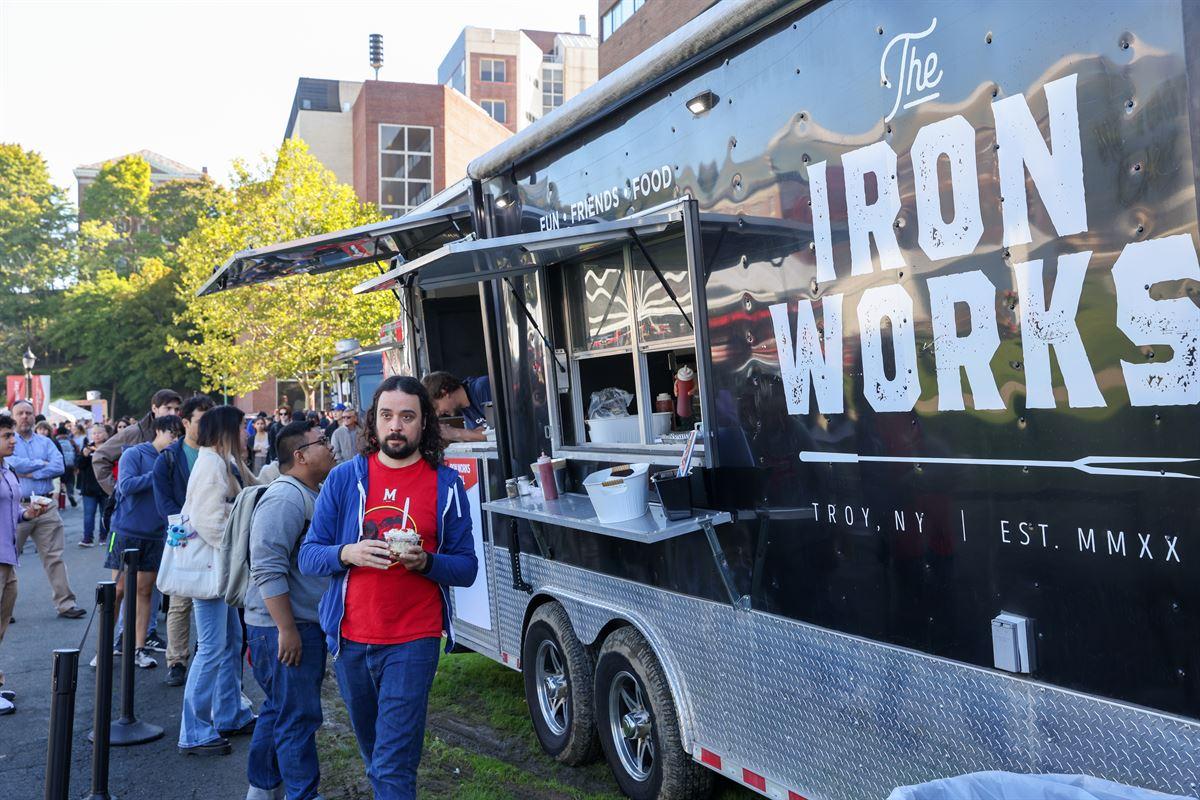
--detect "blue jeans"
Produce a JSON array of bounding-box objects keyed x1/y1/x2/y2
[
  {"x1": 178, "y1": 597, "x2": 254, "y2": 748},
  {"x1": 82, "y1": 495, "x2": 99, "y2": 543},
  {"x1": 247, "y1": 623, "x2": 326, "y2": 800},
  {"x1": 333, "y1": 637, "x2": 440, "y2": 800}
]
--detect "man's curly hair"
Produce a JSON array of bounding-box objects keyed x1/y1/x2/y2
[{"x1": 360, "y1": 375, "x2": 443, "y2": 468}]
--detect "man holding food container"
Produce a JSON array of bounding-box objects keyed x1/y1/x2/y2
[
  {"x1": 299, "y1": 375, "x2": 477, "y2": 800},
  {"x1": 7, "y1": 399, "x2": 85, "y2": 619}
]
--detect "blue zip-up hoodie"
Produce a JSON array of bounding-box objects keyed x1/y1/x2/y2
[
  {"x1": 111, "y1": 443, "x2": 166, "y2": 539},
  {"x1": 298, "y1": 453, "x2": 477, "y2": 658},
  {"x1": 151, "y1": 438, "x2": 191, "y2": 519}
]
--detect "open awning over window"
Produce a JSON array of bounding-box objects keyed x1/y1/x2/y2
[
  {"x1": 354, "y1": 207, "x2": 688, "y2": 294},
  {"x1": 353, "y1": 203, "x2": 805, "y2": 295},
  {"x1": 196, "y1": 205, "x2": 475, "y2": 297}
]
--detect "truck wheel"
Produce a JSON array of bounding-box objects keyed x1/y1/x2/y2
[
  {"x1": 522, "y1": 602, "x2": 600, "y2": 765},
  {"x1": 594, "y1": 627, "x2": 713, "y2": 800}
]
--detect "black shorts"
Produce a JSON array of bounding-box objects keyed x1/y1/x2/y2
[{"x1": 104, "y1": 534, "x2": 165, "y2": 572}]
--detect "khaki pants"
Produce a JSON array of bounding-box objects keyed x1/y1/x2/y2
[
  {"x1": 0, "y1": 563, "x2": 17, "y2": 686},
  {"x1": 167, "y1": 594, "x2": 192, "y2": 667},
  {"x1": 16, "y1": 506, "x2": 77, "y2": 614}
]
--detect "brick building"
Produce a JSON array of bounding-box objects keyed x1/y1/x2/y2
[
  {"x1": 438, "y1": 25, "x2": 598, "y2": 132},
  {"x1": 598, "y1": 0, "x2": 714, "y2": 77},
  {"x1": 284, "y1": 77, "x2": 510, "y2": 217}
]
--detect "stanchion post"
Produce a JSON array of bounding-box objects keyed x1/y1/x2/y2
[
  {"x1": 109, "y1": 549, "x2": 162, "y2": 746},
  {"x1": 86, "y1": 581, "x2": 117, "y2": 799},
  {"x1": 44, "y1": 648, "x2": 79, "y2": 800}
]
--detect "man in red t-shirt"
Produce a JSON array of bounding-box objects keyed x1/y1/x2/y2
[{"x1": 300, "y1": 375, "x2": 478, "y2": 800}]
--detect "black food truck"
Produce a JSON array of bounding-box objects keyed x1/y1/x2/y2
[{"x1": 200, "y1": 1, "x2": 1200, "y2": 797}]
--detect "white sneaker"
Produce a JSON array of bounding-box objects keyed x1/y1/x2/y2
[
  {"x1": 89, "y1": 654, "x2": 97, "y2": 669},
  {"x1": 133, "y1": 648, "x2": 157, "y2": 669},
  {"x1": 0, "y1": 696, "x2": 13, "y2": 715}
]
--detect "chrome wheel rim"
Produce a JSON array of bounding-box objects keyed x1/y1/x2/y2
[
  {"x1": 535, "y1": 639, "x2": 569, "y2": 736},
  {"x1": 608, "y1": 670, "x2": 654, "y2": 781}
]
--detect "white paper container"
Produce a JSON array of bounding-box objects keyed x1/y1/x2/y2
[
  {"x1": 586, "y1": 415, "x2": 640, "y2": 443},
  {"x1": 582, "y1": 464, "x2": 651, "y2": 523},
  {"x1": 651, "y1": 412, "x2": 672, "y2": 436}
]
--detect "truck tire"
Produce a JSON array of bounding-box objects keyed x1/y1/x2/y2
[
  {"x1": 522, "y1": 602, "x2": 600, "y2": 765},
  {"x1": 594, "y1": 626, "x2": 713, "y2": 800}
]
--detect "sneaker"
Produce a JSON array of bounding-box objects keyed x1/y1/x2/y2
[
  {"x1": 218, "y1": 717, "x2": 257, "y2": 738},
  {"x1": 165, "y1": 663, "x2": 186, "y2": 687},
  {"x1": 133, "y1": 648, "x2": 157, "y2": 669},
  {"x1": 0, "y1": 689, "x2": 15, "y2": 701},
  {"x1": 0, "y1": 696, "x2": 13, "y2": 716},
  {"x1": 179, "y1": 738, "x2": 231, "y2": 756},
  {"x1": 78, "y1": 540, "x2": 95, "y2": 548},
  {"x1": 57, "y1": 606, "x2": 86, "y2": 619},
  {"x1": 144, "y1": 632, "x2": 167, "y2": 652}
]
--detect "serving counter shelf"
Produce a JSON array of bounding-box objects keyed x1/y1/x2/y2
[
  {"x1": 482, "y1": 493, "x2": 745, "y2": 607},
  {"x1": 482, "y1": 492, "x2": 731, "y2": 544}
]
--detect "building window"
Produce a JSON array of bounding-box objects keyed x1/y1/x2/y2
[
  {"x1": 480, "y1": 58, "x2": 506, "y2": 83},
  {"x1": 379, "y1": 124, "x2": 434, "y2": 216},
  {"x1": 602, "y1": 0, "x2": 644, "y2": 41},
  {"x1": 481, "y1": 100, "x2": 507, "y2": 124},
  {"x1": 542, "y1": 66, "x2": 564, "y2": 115}
]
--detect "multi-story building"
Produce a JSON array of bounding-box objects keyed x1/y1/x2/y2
[
  {"x1": 283, "y1": 76, "x2": 510, "y2": 217},
  {"x1": 437, "y1": 23, "x2": 598, "y2": 132},
  {"x1": 74, "y1": 149, "x2": 205, "y2": 220},
  {"x1": 597, "y1": 0, "x2": 712, "y2": 78}
]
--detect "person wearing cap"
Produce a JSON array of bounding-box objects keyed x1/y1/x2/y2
[{"x1": 420, "y1": 372, "x2": 492, "y2": 444}]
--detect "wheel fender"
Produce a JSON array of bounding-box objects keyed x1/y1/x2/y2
[{"x1": 524, "y1": 584, "x2": 698, "y2": 753}]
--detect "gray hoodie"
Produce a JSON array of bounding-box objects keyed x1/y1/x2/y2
[{"x1": 244, "y1": 476, "x2": 327, "y2": 628}]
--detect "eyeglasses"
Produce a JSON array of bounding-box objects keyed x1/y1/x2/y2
[{"x1": 295, "y1": 436, "x2": 331, "y2": 453}]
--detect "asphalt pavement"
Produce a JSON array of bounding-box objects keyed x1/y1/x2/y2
[{"x1": 0, "y1": 499, "x2": 263, "y2": 799}]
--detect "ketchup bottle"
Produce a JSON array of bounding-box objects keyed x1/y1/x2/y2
[{"x1": 536, "y1": 453, "x2": 558, "y2": 501}]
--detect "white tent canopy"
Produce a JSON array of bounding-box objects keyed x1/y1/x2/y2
[{"x1": 46, "y1": 399, "x2": 93, "y2": 425}]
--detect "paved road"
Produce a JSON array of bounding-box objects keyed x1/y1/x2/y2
[{"x1": 0, "y1": 500, "x2": 263, "y2": 798}]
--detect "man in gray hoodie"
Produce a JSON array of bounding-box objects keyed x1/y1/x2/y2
[{"x1": 243, "y1": 420, "x2": 334, "y2": 800}]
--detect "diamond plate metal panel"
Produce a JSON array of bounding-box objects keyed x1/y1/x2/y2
[{"x1": 493, "y1": 549, "x2": 1200, "y2": 799}]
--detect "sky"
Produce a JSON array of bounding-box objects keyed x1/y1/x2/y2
[{"x1": 0, "y1": 0, "x2": 596, "y2": 203}]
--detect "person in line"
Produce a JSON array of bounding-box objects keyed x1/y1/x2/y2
[
  {"x1": 92, "y1": 389, "x2": 182, "y2": 496},
  {"x1": 178, "y1": 405, "x2": 257, "y2": 756},
  {"x1": 103, "y1": 415, "x2": 184, "y2": 670},
  {"x1": 329, "y1": 406, "x2": 359, "y2": 464},
  {"x1": 267, "y1": 406, "x2": 291, "y2": 463},
  {"x1": 421, "y1": 371, "x2": 492, "y2": 443},
  {"x1": 54, "y1": 424, "x2": 79, "y2": 507},
  {"x1": 1, "y1": 413, "x2": 53, "y2": 715},
  {"x1": 8, "y1": 400, "x2": 84, "y2": 618},
  {"x1": 96, "y1": 391, "x2": 182, "y2": 653},
  {"x1": 247, "y1": 414, "x2": 271, "y2": 478},
  {"x1": 244, "y1": 420, "x2": 334, "y2": 800},
  {"x1": 300, "y1": 376, "x2": 477, "y2": 799},
  {"x1": 321, "y1": 407, "x2": 340, "y2": 437},
  {"x1": 76, "y1": 424, "x2": 110, "y2": 547},
  {"x1": 152, "y1": 394, "x2": 213, "y2": 686}
]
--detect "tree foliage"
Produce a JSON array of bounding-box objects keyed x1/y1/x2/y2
[
  {"x1": 0, "y1": 143, "x2": 73, "y2": 294},
  {"x1": 79, "y1": 154, "x2": 150, "y2": 224},
  {"x1": 49, "y1": 259, "x2": 200, "y2": 412},
  {"x1": 172, "y1": 139, "x2": 395, "y2": 404}
]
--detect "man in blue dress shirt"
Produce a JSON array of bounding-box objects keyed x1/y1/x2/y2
[{"x1": 8, "y1": 400, "x2": 84, "y2": 618}]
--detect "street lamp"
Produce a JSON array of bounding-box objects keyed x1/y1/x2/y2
[{"x1": 21, "y1": 347, "x2": 35, "y2": 403}]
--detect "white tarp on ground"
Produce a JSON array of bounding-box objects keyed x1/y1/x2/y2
[{"x1": 46, "y1": 399, "x2": 91, "y2": 424}]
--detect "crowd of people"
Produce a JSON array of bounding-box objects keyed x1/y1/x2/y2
[{"x1": 0, "y1": 378, "x2": 478, "y2": 800}]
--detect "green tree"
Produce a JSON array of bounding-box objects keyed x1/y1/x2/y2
[
  {"x1": 49, "y1": 259, "x2": 200, "y2": 414},
  {"x1": 79, "y1": 154, "x2": 150, "y2": 224},
  {"x1": 0, "y1": 144, "x2": 73, "y2": 394},
  {"x1": 172, "y1": 139, "x2": 394, "y2": 407},
  {"x1": 148, "y1": 177, "x2": 226, "y2": 249}
]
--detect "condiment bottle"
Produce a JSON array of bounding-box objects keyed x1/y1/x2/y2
[{"x1": 536, "y1": 453, "x2": 559, "y2": 501}]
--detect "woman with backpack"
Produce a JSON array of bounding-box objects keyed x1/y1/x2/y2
[{"x1": 175, "y1": 405, "x2": 257, "y2": 757}]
